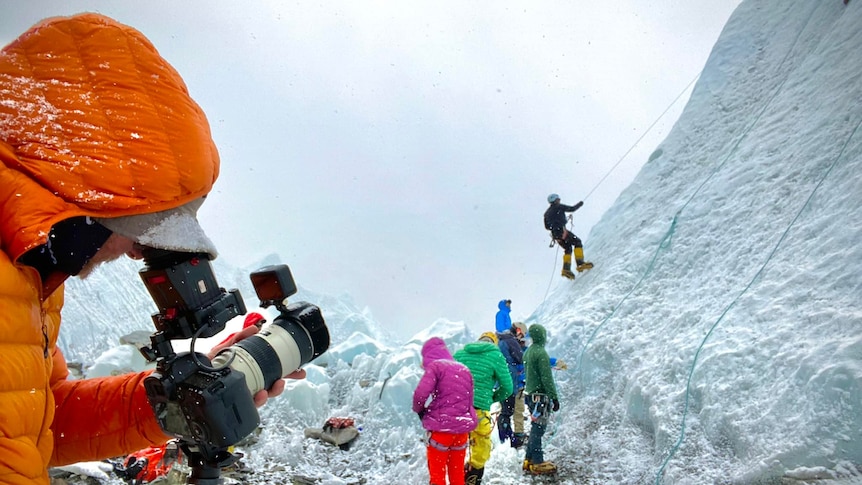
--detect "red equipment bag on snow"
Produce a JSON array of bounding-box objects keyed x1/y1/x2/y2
[
  {"x1": 323, "y1": 417, "x2": 355, "y2": 431},
  {"x1": 113, "y1": 441, "x2": 182, "y2": 484}
]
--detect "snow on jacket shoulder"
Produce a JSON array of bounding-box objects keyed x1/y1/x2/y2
[
  {"x1": 453, "y1": 341, "x2": 513, "y2": 411},
  {"x1": 0, "y1": 13, "x2": 218, "y2": 484},
  {"x1": 412, "y1": 337, "x2": 477, "y2": 434}
]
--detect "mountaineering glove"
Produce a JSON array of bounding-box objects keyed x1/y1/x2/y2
[{"x1": 552, "y1": 399, "x2": 560, "y2": 412}]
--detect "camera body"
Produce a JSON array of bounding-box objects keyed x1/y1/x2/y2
[
  {"x1": 144, "y1": 352, "x2": 256, "y2": 447},
  {"x1": 138, "y1": 249, "x2": 329, "y2": 452}
]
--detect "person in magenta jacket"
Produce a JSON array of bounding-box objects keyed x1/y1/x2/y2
[{"x1": 413, "y1": 337, "x2": 478, "y2": 485}]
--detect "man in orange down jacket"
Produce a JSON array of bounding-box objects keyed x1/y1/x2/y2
[{"x1": 0, "y1": 14, "x2": 291, "y2": 485}]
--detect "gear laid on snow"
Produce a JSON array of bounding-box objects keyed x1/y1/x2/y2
[
  {"x1": 113, "y1": 441, "x2": 182, "y2": 485},
  {"x1": 303, "y1": 417, "x2": 360, "y2": 451}
]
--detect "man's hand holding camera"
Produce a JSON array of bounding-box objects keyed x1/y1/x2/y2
[{"x1": 208, "y1": 324, "x2": 307, "y2": 407}]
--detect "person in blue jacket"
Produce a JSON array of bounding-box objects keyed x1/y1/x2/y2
[
  {"x1": 496, "y1": 321, "x2": 528, "y2": 448},
  {"x1": 495, "y1": 299, "x2": 512, "y2": 333}
]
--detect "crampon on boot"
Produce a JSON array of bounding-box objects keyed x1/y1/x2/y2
[
  {"x1": 527, "y1": 461, "x2": 557, "y2": 475},
  {"x1": 576, "y1": 261, "x2": 594, "y2": 273},
  {"x1": 561, "y1": 269, "x2": 575, "y2": 279},
  {"x1": 464, "y1": 464, "x2": 485, "y2": 485}
]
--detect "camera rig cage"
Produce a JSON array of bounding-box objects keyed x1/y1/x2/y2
[{"x1": 137, "y1": 249, "x2": 310, "y2": 484}]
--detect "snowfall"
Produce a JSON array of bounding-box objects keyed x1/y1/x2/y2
[{"x1": 51, "y1": 0, "x2": 861, "y2": 484}]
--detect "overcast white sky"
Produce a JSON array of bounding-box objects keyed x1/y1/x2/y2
[{"x1": 2, "y1": 1, "x2": 742, "y2": 338}]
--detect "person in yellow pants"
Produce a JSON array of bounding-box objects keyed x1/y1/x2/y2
[
  {"x1": 543, "y1": 194, "x2": 593, "y2": 279},
  {"x1": 468, "y1": 410, "x2": 494, "y2": 472},
  {"x1": 454, "y1": 332, "x2": 513, "y2": 485}
]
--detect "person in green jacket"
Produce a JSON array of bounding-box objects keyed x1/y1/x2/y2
[
  {"x1": 522, "y1": 324, "x2": 560, "y2": 475},
  {"x1": 453, "y1": 331, "x2": 513, "y2": 485}
]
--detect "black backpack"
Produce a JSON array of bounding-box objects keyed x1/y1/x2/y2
[{"x1": 543, "y1": 207, "x2": 554, "y2": 231}]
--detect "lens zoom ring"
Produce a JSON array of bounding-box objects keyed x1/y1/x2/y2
[{"x1": 235, "y1": 336, "x2": 282, "y2": 391}]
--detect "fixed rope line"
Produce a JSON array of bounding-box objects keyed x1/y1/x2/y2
[
  {"x1": 576, "y1": 216, "x2": 677, "y2": 380},
  {"x1": 576, "y1": 0, "x2": 825, "y2": 377},
  {"x1": 543, "y1": 243, "x2": 560, "y2": 302},
  {"x1": 576, "y1": 67, "x2": 793, "y2": 380},
  {"x1": 542, "y1": 215, "x2": 575, "y2": 301},
  {"x1": 655, "y1": 113, "x2": 862, "y2": 485},
  {"x1": 652, "y1": 4, "x2": 833, "y2": 481},
  {"x1": 552, "y1": 18, "x2": 801, "y2": 305},
  {"x1": 583, "y1": 73, "x2": 700, "y2": 202},
  {"x1": 544, "y1": 75, "x2": 698, "y2": 302}
]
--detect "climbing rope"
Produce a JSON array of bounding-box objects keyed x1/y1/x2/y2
[
  {"x1": 576, "y1": 216, "x2": 677, "y2": 378},
  {"x1": 543, "y1": 75, "x2": 698, "y2": 303},
  {"x1": 653, "y1": 4, "x2": 846, "y2": 481},
  {"x1": 576, "y1": 0, "x2": 825, "y2": 382},
  {"x1": 582, "y1": 54, "x2": 803, "y2": 376},
  {"x1": 655, "y1": 112, "x2": 862, "y2": 485},
  {"x1": 583, "y1": 73, "x2": 700, "y2": 203},
  {"x1": 575, "y1": 64, "x2": 789, "y2": 378},
  {"x1": 543, "y1": 242, "x2": 560, "y2": 302},
  {"x1": 546, "y1": 3, "x2": 836, "y2": 480}
]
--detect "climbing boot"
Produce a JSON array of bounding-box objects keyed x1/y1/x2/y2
[
  {"x1": 464, "y1": 465, "x2": 484, "y2": 485},
  {"x1": 511, "y1": 432, "x2": 527, "y2": 449},
  {"x1": 497, "y1": 419, "x2": 512, "y2": 443},
  {"x1": 574, "y1": 247, "x2": 592, "y2": 272},
  {"x1": 522, "y1": 459, "x2": 531, "y2": 472},
  {"x1": 528, "y1": 461, "x2": 557, "y2": 475},
  {"x1": 561, "y1": 253, "x2": 575, "y2": 279}
]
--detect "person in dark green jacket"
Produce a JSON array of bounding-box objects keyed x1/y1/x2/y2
[
  {"x1": 453, "y1": 332, "x2": 513, "y2": 485},
  {"x1": 522, "y1": 324, "x2": 560, "y2": 475}
]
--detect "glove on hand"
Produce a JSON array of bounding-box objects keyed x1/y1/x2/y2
[{"x1": 552, "y1": 399, "x2": 560, "y2": 412}]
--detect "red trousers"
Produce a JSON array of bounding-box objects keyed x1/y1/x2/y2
[{"x1": 426, "y1": 431, "x2": 469, "y2": 485}]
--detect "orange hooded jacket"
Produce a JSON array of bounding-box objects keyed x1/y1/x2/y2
[{"x1": 0, "y1": 14, "x2": 219, "y2": 484}]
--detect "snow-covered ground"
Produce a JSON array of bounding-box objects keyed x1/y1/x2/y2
[{"x1": 56, "y1": 0, "x2": 862, "y2": 483}]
